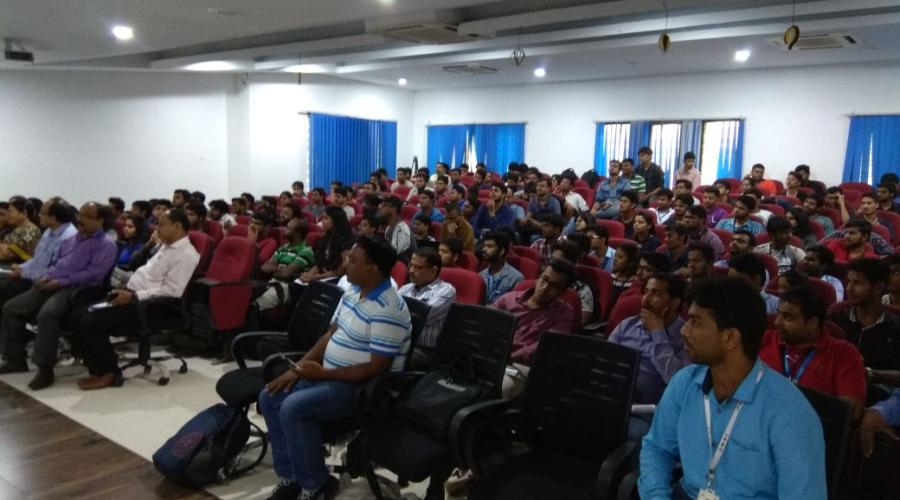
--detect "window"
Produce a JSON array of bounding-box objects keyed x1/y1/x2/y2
[
  {"x1": 843, "y1": 115, "x2": 900, "y2": 184},
  {"x1": 700, "y1": 120, "x2": 744, "y2": 186},
  {"x1": 593, "y1": 123, "x2": 630, "y2": 174},
  {"x1": 649, "y1": 122, "x2": 683, "y2": 188}
]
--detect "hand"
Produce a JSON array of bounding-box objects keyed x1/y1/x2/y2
[
  {"x1": 299, "y1": 270, "x2": 317, "y2": 282},
  {"x1": 838, "y1": 193, "x2": 846, "y2": 206},
  {"x1": 36, "y1": 279, "x2": 62, "y2": 293},
  {"x1": 446, "y1": 222, "x2": 457, "y2": 234},
  {"x1": 640, "y1": 307, "x2": 666, "y2": 331},
  {"x1": 109, "y1": 290, "x2": 134, "y2": 306},
  {"x1": 265, "y1": 369, "x2": 300, "y2": 394},
  {"x1": 292, "y1": 360, "x2": 326, "y2": 380},
  {"x1": 485, "y1": 199, "x2": 495, "y2": 211},
  {"x1": 673, "y1": 267, "x2": 690, "y2": 278},
  {"x1": 8, "y1": 267, "x2": 21, "y2": 279},
  {"x1": 860, "y1": 409, "x2": 898, "y2": 458},
  {"x1": 149, "y1": 230, "x2": 160, "y2": 246}
]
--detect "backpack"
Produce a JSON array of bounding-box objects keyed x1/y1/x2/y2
[{"x1": 152, "y1": 403, "x2": 266, "y2": 488}]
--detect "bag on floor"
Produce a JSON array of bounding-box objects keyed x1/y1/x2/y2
[{"x1": 152, "y1": 403, "x2": 263, "y2": 488}]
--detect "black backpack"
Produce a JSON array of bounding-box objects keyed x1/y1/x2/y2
[{"x1": 153, "y1": 403, "x2": 266, "y2": 488}]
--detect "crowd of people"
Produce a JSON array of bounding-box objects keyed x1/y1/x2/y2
[{"x1": 0, "y1": 148, "x2": 899, "y2": 499}]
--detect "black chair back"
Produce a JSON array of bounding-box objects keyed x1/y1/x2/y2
[
  {"x1": 429, "y1": 304, "x2": 517, "y2": 398},
  {"x1": 521, "y1": 333, "x2": 640, "y2": 465},
  {"x1": 402, "y1": 296, "x2": 430, "y2": 369},
  {"x1": 286, "y1": 281, "x2": 344, "y2": 352},
  {"x1": 799, "y1": 387, "x2": 854, "y2": 498}
]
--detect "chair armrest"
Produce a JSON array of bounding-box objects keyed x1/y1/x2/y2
[
  {"x1": 71, "y1": 285, "x2": 112, "y2": 306},
  {"x1": 596, "y1": 440, "x2": 639, "y2": 499},
  {"x1": 136, "y1": 296, "x2": 190, "y2": 333},
  {"x1": 261, "y1": 350, "x2": 306, "y2": 381},
  {"x1": 582, "y1": 321, "x2": 608, "y2": 337},
  {"x1": 616, "y1": 469, "x2": 640, "y2": 500},
  {"x1": 231, "y1": 331, "x2": 288, "y2": 369},
  {"x1": 360, "y1": 371, "x2": 427, "y2": 422},
  {"x1": 448, "y1": 399, "x2": 518, "y2": 476}
]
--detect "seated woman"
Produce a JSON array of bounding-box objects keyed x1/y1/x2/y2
[
  {"x1": 255, "y1": 219, "x2": 315, "y2": 312},
  {"x1": 0, "y1": 198, "x2": 41, "y2": 264},
  {"x1": 631, "y1": 212, "x2": 661, "y2": 252},
  {"x1": 611, "y1": 242, "x2": 640, "y2": 303},
  {"x1": 437, "y1": 237, "x2": 464, "y2": 268},
  {"x1": 299, "y1": 206, "x2": 354, "y2": 283},
  {"x1": 110, "y1": 214, "x2": 150, "y2": 288},
  {"x1": 787, "y1": 207, "x2": 818, "y2": 249}
]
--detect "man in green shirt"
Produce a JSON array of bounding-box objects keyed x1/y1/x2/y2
[
  {"x1": 621, "y1": 158, "x2": 646, "y2": 195},
  {"x1": 256, "y1": 219, "x2": 314, "y2": 312}
]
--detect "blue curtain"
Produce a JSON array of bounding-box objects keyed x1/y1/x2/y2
[
  {"x1": 627, "y1": 121, "x2": 652, "y2": 161},
  {"x1": 715, "y1": 119, "x2": 745, "y2": 180},
  {"x1": 309, "y1": 113, "x2": 397, "y2": 189},
  {"x1": 680, "y1": 119, "x2": 703, "y2": 168},
  {"x1": 427, "y1": 123, "x2": 525, "y2": 173},
  {"x1": 843, "y1": 115, "x2": 900, "y2": 184},
  {"x1": 593, "y1": 123, "x2": 605, "y2": 174}
]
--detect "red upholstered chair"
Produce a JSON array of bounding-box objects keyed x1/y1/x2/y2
[
  {"x1": 774, "y1": 195, "x2": 801, "y2": 207},
  {"x1": 839, "y1": 182, "x2": 873, "y2": 194},
  {"x1": 808, "y1": 219, "x2": 826, "y2": 241},
  {"x1": 877, "y1": 211, "x2": 900, "y2": 245},
  {"x1": 459, "y1": 176, "x2": 475, "y2": 187},
  {"x1": 187, "y1": 237, "x2": 258, "y2": 354},
  {"x1": 808, "y1": 277, "x2": 837, "y2": 308},
  {"x1": 842, "y1": 190, "x2": 862, "y2": 212},
  {"x1": 595, "y1": 220, "x2": 626, "y2": 239},
  {"x1": 459, "y1": 250, "x2": 480, "y2": 272},
  {"x1": 235, "y1": 215, "x2": 251, "y2": 226},
  {"x1": 292, "y1": 196, "x2": 308, "y2": 209},
  {"x1": 391, "y1": 261, "x2": 408, "y2": 287},
  {"x1": 605, "y1": 294, "x2": 643, "y2": 336},
  {"x1": 823, "y1": 320, "x2": 846, "y2": 340},
  {"x1": 440, "y1": 267, "x2": 485, "y2": 305},
  {"x1": 507, "y1": 255, "x2": 539, "y2": 280},
  {"x1": 203, "y1": 219, "x2": 225, "y2": 244},
  {"x1": 514, "y1": 280, "x2": 581, "y2": 333},
  {"x1": 718, "y1": 178, "x2": 742, "y2": 194},
  {"x1": 227, "y1": 224, "x2": 249, "y2": 238},
  {"x1": 573, "y1": 187, "x2": 594, "y2": 203},
  {"x1": 478, "y1": 189, "x2": 491, "y2": 200},
  {"x1": 349, "y1": 214, "x2": 363, "y2": 229},
  {"x1": 301, "y1": 210, "x2": 317, "y2": 225},
  {"x1": 608, "y1": 237, "x2": 636, "y2": 249},
  {"x1": 511, "y1": 245, "x2": 541, "y2": 265},
  {"x1": 715, "y1": 202, "x2": 735, "y2": 215},
  {"x1": 401, "y1": 204, "x2": 419, "y2": 223},
  {"x1": 654, "y1": 224, "x2": 668, "y2": 242},
  {"x1": 770, "y1": 179, "x2": 785, "y2": 195},
  {"x1": 576, "y1": 265, "x2": 613, "y2": 322},
  {"x1": 817, "y1": 208, "x2": 842, "y2": 232},
  {"x1": 760, "y1": 203, "x2": 785, "y2": 218},
  {"x1": 430, "y1": 222, "x2": 443, "y2": 241},
  {"x1": 581, "y1": 254, "x2": 603, "y2": 268},
  {"x1": 257, "y1": 238, "x2": 278, "y2": 263},
  {"x1": 188, "y1": 231, "x2": 215, "y2": 277},
  {"x1": 574, "y1": 179, "x2": 590, "y2": 189},
  {"x1": 711, "y1": 229, "x2": 733, "y2": 248},
  {"x1": 305, "y1": 232, "x2": 323, "y2": 248},
  {"x1": 869, "y1": 223, "x2": 892, "y2": 243}
]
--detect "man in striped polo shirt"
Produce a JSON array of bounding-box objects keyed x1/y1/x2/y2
[{"x1": 260, "y1": 235, "x2": 412, "y2": 500}]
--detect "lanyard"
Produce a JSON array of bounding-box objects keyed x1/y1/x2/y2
[
  {"x1": 703, "y1": 367, "x2": 764, "y2": 489},
  {"x1": 782, "y1": 347, "x2": 816, "y2": 383}
]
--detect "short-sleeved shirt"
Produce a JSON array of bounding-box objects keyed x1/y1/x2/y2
[
  {"x1": 758, "y1": 330, "x2": 867, "y2": 403},
  {"x1": 492, "y1": 288, "x2": 575, "y2": 365},
  {"x1": 324, "y1": 280, "x2": 412, "y2": 372},
  {"x1": 273, "y1": 241, "x2": 314, "y2": 270},
  {"x1": 828, "y1": 306, "x2": 900, "y2": 371},
  {"x1": 481, "y1": 262, "x2": 524, "y2": 304},
  {"x1": 715, "y1": 217, "x2": 765, "y2": 235}
]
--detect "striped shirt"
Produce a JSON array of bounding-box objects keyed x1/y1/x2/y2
[
  {"x1": 398, "y1": 278, "x2": 456, "y2": 348},
  {"x1": 323, "y1": 279, "x2": 412, "y2": 372}
]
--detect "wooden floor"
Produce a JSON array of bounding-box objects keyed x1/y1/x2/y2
[{"x1": 0, "y1": 381, "x2": 217, "y2": 500}]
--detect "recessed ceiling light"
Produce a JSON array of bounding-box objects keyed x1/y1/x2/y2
[
  {"x1": 184, "y1": 61, "x2": 237, "y2": 71},
  {"x1": 283, "y1": 64, "x2": 327, "y2": 74},
  {"x1": 398, "y1": 78, "x2": 408, "y2": 86},
  {"x1": 111, "y1": 26, "x2": 134, "y2": 41},
  {"x1": 734, "y1": 49, "x2": 751, "y2": 62},
  {"x1": 533, "y1": 67, "x2": 546, "y2": 78}
]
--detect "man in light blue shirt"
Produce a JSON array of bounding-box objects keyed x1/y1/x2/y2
[
  {"x1": 861, "y1": 389, "x2": 900, "y2": 458},
  {"x1": 640, "y1": 276, "x2": 826, "y2": 500},
  {"x1": 479, "y1": 230, "x2": 524, "y2": 304}
]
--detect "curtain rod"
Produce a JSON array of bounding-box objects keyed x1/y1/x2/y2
[
  {"x1": 592, "y1": 117, "x2": 746, "y2": 124},
  {"x1": 297, "y1": 111, "x2": 397, "y2": 122},
  {"x1": 426, "y1": 121, "x2": 528, "y2": 126},
  {"x1": 845, "y1": 113, "x2": 900, "y2": 117}
]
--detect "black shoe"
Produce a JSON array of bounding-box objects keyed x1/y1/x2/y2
[
  {"x1": 299, "y1": 475, "x2": 339, "y2": 500},
  {"x1": 0, "y1": 360, "x2": 28, "y2": 374},
  {"x1": 266, "y1": 479, "x2": 300, "y2": 500},
  {"x1": 28, "y1": 368, "x2": 55, "y2": 390}
]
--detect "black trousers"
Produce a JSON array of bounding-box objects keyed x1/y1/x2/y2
[
  {"x1": 0, "y1": 276, "x2": 32, "y2": 358},
  {"x1": 79, "y1": 303, "x2": 139, "y2": 376}
]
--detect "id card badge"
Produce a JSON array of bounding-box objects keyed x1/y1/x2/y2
[{"x1": 698, "y1": 488, "x2": 719, "y2": 500}]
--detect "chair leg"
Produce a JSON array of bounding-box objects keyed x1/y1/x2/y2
[
  {"x1": 424, "y1": 465, "x2": 453, "y2": 500},
  {"x1": 363, "y1": 461, "x2": 385, "y2": 500}
]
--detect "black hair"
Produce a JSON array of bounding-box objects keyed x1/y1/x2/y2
[
  {"x1": 781, "y1": 284, "x2": 827, "y2": 327},
  {"x1": 687, "y1": 205, "x2": 707, "y2": 219},
  {"x1": 805, "y1": 244, "x2": 834, "y2": 272},
  {"x1": 154, "y1": 199, "x2": 173, "y2": 209},
  {"x1": 861, "y1": 192, "x2": 878, "y2": 203},
  {"x1": 794, "y1": 164, "x2": 811, "y2": 175},
  {"x1": 380, "y1": 196, "x2": 403, "y2": 212},
  {"x1": 108, "y1": 197, "x2": 125, "y2": 213},
  {"x1": 192, "y1": 191, "x2": 206, "y2": 203},
  {"x1": 703, "y1": 186, "x2": 720, "y2": 196},
  {"x1": 676, "y1": 179, "x2": 693, "y2": 190},
  {"x1": 419, "y1": 189, "x2": 436, "y2": 201},
  {"x1": 787, "y1": 208, "x2": 813, "y2": 238},
  {"x1": 844, "y1": 218, "x2": 872, "y2": 237},
  {"x1": 8, "y1": 198, "x2": 35, "y2": 222},
  {"x1": 209, "y1": 199, "x2": 229, "y2": 214},
  {"x1": 490, "y1": 181, "x2": 506, "y2": 192},
  {"x1": 361, "y1": 214, "x2": 381, "y2": 229},
  {"x1": 551, "y1": 239, "x2": 580, "y2": 263},
  {"x1": 728, "y1": 253, "x2": 766, "y2": 287},
  {"x1": 640, "y1": 251, "x2": 671, "y2": 272},
  {"x1": 452, "y1": 185, "x2": 467, "y2": 197},
  {"x1": 657, "y1": 188, "x2": 674, "y2": 200},
  {"x1": 123, "y1": 214, "x2": 150, "y2": 243},
  {"x1": 413, "y1": 214, "x2": 432, "y2": 227},
  {"x1": 766, "y1": 216, "x2": 793, "y2": 235},
  {"x1": 334, "y1": 187, "x2": 350, "y2": 197},
  {"x1": 732, "y1": 229, "x2": 756, "y2": 247},
  {"x1": 291, "y1": 218, "x2": 310, "y2": 240},
  {"x1": 650, "y1": 272, "x2": 686, "y2": 302},
  {"x1": 621, "y1": 190, "x2": 639, "y2": 205},
  {"x1": 683, "y1": 152, "x2": 695, "y2": 161},
  {"x1": 132, "y1": 200, "x2": 152, "y2": 216},
  {"x1": 174, "y1": 189, "x2": 191, "y2": 200},
  {"x1": 186, "y1": 202, "x2": 208, "y2": 219},
  {"x1": 688, "y1": 241, "x2": 715, "y2": 263},
  {"x1": 686, "y1": 276, "x2": 767, "y2": 359},
  {"x1": 877, "y1": 182, "x2": 896, "y2": 195},
  {"x1": 48, "y1": 199, "x2": 74, "y2": 224},
  {"x1": 292, "y1": 181, "x2": 305, "y2": 190},
  {"x1": 566, "y1": 232, "x2": 591, "y2": 257},
  {"x1": 436, "y1": 175, "x2": 448, "y2": 184},
  {"x1": 880, "y1": 173, "x2": 899, "y2": 185},
  {"x1": 675, "y1": 193, "x2": 695, "y2": 206},
  {"x1": 584, "y1": 224, "x2": 609, "y2": 242},
  {"x1": 311, "y1": 187, "x2": 327, "y2": 197},
  {"x1": 252, "y1": 211, "x2": 273, "y2": 227},
  {"x1": 666, "y1": 223, "x2": 690, "y2": 240},
  {"x1": 736, "y1": 194, "x2": 757, "y2": 211},
  {"x1": 638, "y1": 146, "x2": 653, "y2": 156},
  {"x1": 634, "y1": 211, "x2": 656, "y2": 233},
  {"x1": 547, "y1": 257, "x2": 577, "y2": 287},
  {"x1": 616, "y1": 242, "x2": 641, "y2": 274},
  {"x1": 751, "y1": 163, "x2": 765, "y2": 171},
  {"x1": 355, "y1": 235, "x2": 397, "y2": 279},
  {"x1": 779, "y1": 269, "x2": 808, "y2": 289},
  {"x1": 807, "y1": 193, "x2": 825, "y2": 208},
  {"x1": 164, "y1": 208, "x2": 190, "y2": 232},
  {"x1": 441, "y1": 236, "x2": 464, "y2": 256},
  {"x1": 847, "y1": 257, "x2": 888, "y2": 287},
  {"x1": 483, "y1": 230, "x2": 511, "y2": 254},
  {"x1": 542, "y1": 213, "x2": 566, "y2": 230},
  {"x1": 826, "y1": 186, "x2": 843, "y2": 195}
]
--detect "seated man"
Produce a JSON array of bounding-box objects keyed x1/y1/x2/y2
[
  {"x1": 729, "y1": 252, "x2": 780, "y2": 314},
  {"x1": 650, "y1": 188, "x2": 675, "y2": 225},
  {"x1": 640, "y1": 276, "x2": 826, "y2": 499},
  {"x1": 609, "y1": 273, "x2": 688, "y2": 405},
  {"x1": 584, "y1": 224, "x2": 615, "y2": 272},
  {"x1": 622, "y1": 252, "x2": 671, "y2": 299},
  {"x1": 441, "y1": 202, "x2": 475, "y2": 252},
  {"x1": 185, "y1": 202, "x2": 209, "y2": 233},
  {"x1": 617, "y1": 190, "x2": 640, "y2": 238},
  {"x1": 249, "y1": 211, "x2": 278, "y2": 262},
  {"x1": 551, "y1": 240, "x2": 594, "y2": 325},
  {"x1": 714, "y1": 229, "x2": 755, "y2": 269},
  {"x1": 472, "y1": 182, "x2": 516, "y2": 239},
  {"x1": 803, "y1": 194, "x2": 835, "y2": 235},
  {"x1": 259, "y1": 236, "x2": 411, "y2": 500},
  {"x1": 664, "y1": 224, "x2": 690, "y2": 274},
  {"x1": 76, "y1": 209, "x2": 200, "y2": 389},
  {"x1": 860, "y1": 388, "x2": 900, "y2": 459},
  {"x1": 379, "y1": 197, "x2": 414, "y2": 261},
  {"x1": 684, "y1": 205, "x2": 724, "y2": 260},
  {"x1": 824, "y1": 218, "x2": 877, "y2": 261},
  {"x1": 412, "y1": 214, "x2": 437, "y2": 250},
  {"x1": 754, "y1": 216, "x2": 806, "y2": 274},
  {"x1": 530, "y1": 214, "x2": 565, "y2": 269},
  {"x1": 493, "y1": 258, "x2": 576, "y2": 399},
  {"x1": 799, "y1": 245, "x2": 844, "y2": 301},
  {"x1": 0, "y1": 203, "x2": 117, "y2": 389},
  {"x1": 207, "y1": 199, "x2": 236, "y2": 230},
  {"x1": 715, "y1": 194, "x2": 765, "y2": 235},
  {"x1": 675, "y1": 241, "x2": 714, "y2": 283},
  {"x1": 701, "y1": 186, "x2": 729, "y2": 228},
  {"x1": 480, "y1": 230, "x2": 524, "y2": 304},
  {"x1": 414, "y1": 189, "x2": 444, "y2": 223},
  {"x1": 828, "y1": 258, "x2": 900, "y2": 398},
  {"x1": 399, "y1": 247, "x2": 456, "y2": 369},
  {"x1": 438, "y1": 237, "x2": 464, "y2": 269},
  {"x1": 256, "y1": 219, "x2": 315, "y2": 313},
  {"x1": 759, "y1": 285, "x2": 866, "y2": 419}
]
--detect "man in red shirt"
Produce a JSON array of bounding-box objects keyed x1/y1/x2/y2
[
  {"x1": 759, "y1": 284, "x2": 867, "y2": 419},
  {"x1": 824, "y1": 218, "x2": 876, "y2": 262},
  {"x1": 493, "y1": 258, "x2": 576, "y2": 399}
]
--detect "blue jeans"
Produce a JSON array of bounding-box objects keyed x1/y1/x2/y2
[{"x1": 258, "y1": 379, "x2": 358, "y2": 490}]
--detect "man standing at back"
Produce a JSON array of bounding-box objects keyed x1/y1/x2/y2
[
  {"x1": 636, "y1": 147, "x2": 664, "y2": 205},
  {"x1": 640, "y1": 276, "x2": 826, "y2": 499}
]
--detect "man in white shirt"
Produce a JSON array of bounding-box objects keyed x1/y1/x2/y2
[
  {"x1": 379, "y1": 197, "x2": 414, "y2": 261},
  {"x1": 559, "y1": 175, "x2": 589, "y2": 213},
  {"x1": 75, "y1": 209, "x2": 200, "y2": 390},
  {"x1": 399, "y1": 247, "x2": 456, "y2": 368},
  {"x1": 391, "y1": 167, "x2": 413, "y2": 193}
]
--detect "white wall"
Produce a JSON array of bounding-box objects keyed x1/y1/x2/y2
[
  {"x1": 412, "y1": 63, "x2": 900, "y2": 186},
  {"x1": 0, "y1": 69, "x2": 415, "y2": 205}
]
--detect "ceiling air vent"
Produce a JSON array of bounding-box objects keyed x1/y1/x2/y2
[
  {"x1": 443, "y1": 64, "x2": 498, "y2": 76},
  {"x1": 768, "y1": 33, "x2": 857, "y2": 50},
  {"x1": 383, "y1": 24, "x2": 479, "y2": 44}
]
